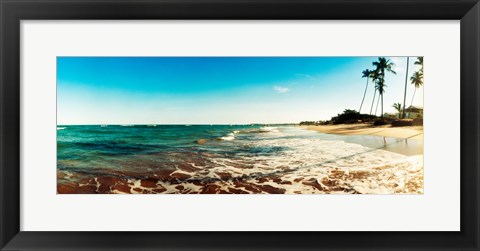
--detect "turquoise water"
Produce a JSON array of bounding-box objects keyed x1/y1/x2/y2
[
  {"x1": 58, "y1": 124, "x2": 272, "y2": 171},
  {"x1": 57, "y1": 125, "x2": 423, "y2": 194}
]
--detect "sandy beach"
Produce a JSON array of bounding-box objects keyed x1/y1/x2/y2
[{"x1": 303, "y1": 124, "x2": 423, "y2": 140}]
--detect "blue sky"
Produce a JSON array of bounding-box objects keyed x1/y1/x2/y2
[{"x1": 57, "y1": 57, "x2": 423, "y2": 125}]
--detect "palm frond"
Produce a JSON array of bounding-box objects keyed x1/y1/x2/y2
[{"x1": 410, "y1": 71, "x2": 423, "y2": 88}]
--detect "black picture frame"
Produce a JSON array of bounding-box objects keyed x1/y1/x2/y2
[{"x1": 1, "y1": 0, "x2": 479, "y2": 250}]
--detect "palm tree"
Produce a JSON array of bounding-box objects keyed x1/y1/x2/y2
[
  {"x1": 402, "y1": 57, "x2": 409, "y2": 118},
  {"x1": 392, "y1": 102, "x2": 402, "y2": 118},
  {"x1": 409, "y1": 70, "x2": 423, "y2": 107},
  {"x1": 369, "y1": 70, "x2": 379, "y2": 115},
  {"x1": 374, "y1": 80, "x2": 384, "y2": 116},
  {"x1": 408, "y1": 57, "x2": 424, "y2": 117},
  {"x1": 359, "y1": 69, "x2": 373, "y2": 113},
  {"x1": 372, "y1": 57, "x2": 396, "y2": 118},
  {"x1": 414, "y1": 57, "x2": 423, "y2": 74},
  {"x1": 374, "y1": 92, "x2": 381, "y2": 116}
]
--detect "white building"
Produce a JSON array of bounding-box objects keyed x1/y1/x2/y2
[{"x1": 405, "y1": 105, "x2": 423, "y2": 119}]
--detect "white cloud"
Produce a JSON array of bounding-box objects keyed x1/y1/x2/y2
[{"x1": 274, "y1": 85, "x2": 289, "y2": 93}]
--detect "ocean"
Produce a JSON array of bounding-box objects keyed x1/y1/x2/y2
[{"x1": 57, "y1": 125, "x2": 423, "y2": 194}]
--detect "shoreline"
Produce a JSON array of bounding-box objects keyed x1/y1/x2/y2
[
  {"x1": 301, "y1": 124, "x2": 423, "y2": 156},
  {"x1": 302, "y1": 123, "x2": 423, "y2": 140}
]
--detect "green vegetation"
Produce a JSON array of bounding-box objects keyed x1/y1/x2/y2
[
  {"x1": 299, "y1": 109, "x2": 376, "y2": 126},
  {"x1": 415, "y1": 57, "x2": 423, "y2": 73},
  {"x1": 299, "y1": 121, "x2": 328, "y2": 126},
  {"x1": 330, "y1": 109, "x2": 377, "y2": 124},
  {"x1": 392, "y1": 102, "x2": 402, "y2": 118}
]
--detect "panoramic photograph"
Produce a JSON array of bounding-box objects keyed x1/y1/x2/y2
[{"x1": 57, "y1": 56, "x2": 424, "y2": 194}]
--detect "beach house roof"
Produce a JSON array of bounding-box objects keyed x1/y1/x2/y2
[{"x1": 405, "y1": 105, "x2": 423, "y2": 112}]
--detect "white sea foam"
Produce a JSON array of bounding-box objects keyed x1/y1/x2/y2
[
  {"x1": 259, "y1": 126, "x2": 279, "y2": 133},
  {"x1": 173, "y1": 135, "x2": 423, "y2": 194},
  {"x1": 219, "y1": 133, "x2": 235, "y2": 141},
  {"x1": 57, "y1": 127, "x2": 66, "y2": 130}
]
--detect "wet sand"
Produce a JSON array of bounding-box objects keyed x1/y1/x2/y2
[
  {"x1": 303, "y1": 124, "x2": 423, "y2": 156},
  {"x1": 304, "y1": 124, "x2": 423, "y2": 140}
]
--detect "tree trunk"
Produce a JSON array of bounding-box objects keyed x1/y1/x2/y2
[
  {"x1": 402, "y1": 57, "x2": 409, "y2": 118},
  {"x1": 381, "y1": 94, "x2": 384, "y2": 118},
  {"x1": 370, "y1": 89, "x2": 376, "y2": 115},
  {"x1": 409, "y1": 87, "x2": 418, "y2": 118},
  {"x1": 410, "y1": 87, "x2": 417, "y2": 107},
  {"x1": 359, "y1": 78, "x2": 369, "y2": 113},
  {"x1": 374, "y1": 93, "x2": 381, "y2": 116}
]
